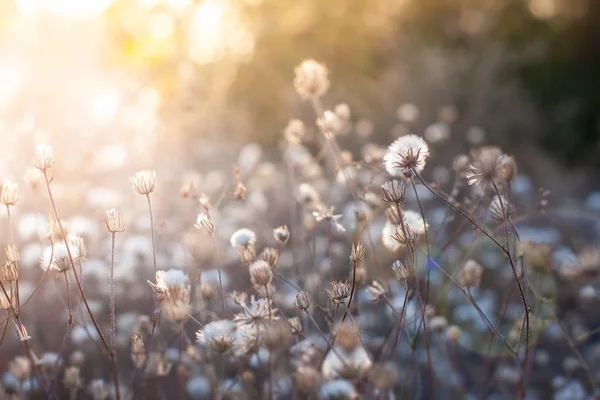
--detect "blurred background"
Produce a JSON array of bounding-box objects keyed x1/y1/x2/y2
[{"x1": 0, "y1": 0, "x2": 598, "y2": 195}]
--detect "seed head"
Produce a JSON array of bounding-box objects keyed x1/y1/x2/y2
[
  {"x1": 5, "y1": 244, "x2": 19, "y2": 263},
  {"x1": 33, "y1": 145, "x2": 55, "y2": 171},
  {"x1": 288, "y1": 317, "x2": 302, "y2": 334},
  {"x1": 230, "y1": 228, "x2": 256, "y2": 248},
  {"x1": 294, "y1": 291, "x2": 311, "y2": 311},
  {"x1": 273, "y1": 225, "x2": 290, "y2": 245},
  {"x1": 489, "y1": 195, "x2": 514, "y2": 221},
  {"x1": 465, "y1": 147, "x2": 508, "y2": 189},
  {"x1": 293, "y1": 59, "x2": 330, "y2": 100},
  {"x1": 391, "y1": 260, "x2": 414, "y2": 284},
  {"x1": 130, "y1": 170, "x2": 156, "y2": 195},
  {"x1": 9, "y1": 357, "x2": 31, "y2": 381},
  {"x1": 104, "y1": 208, "x2": 124, "y2": 233},
  {"x1": 458, "y1": 259, "x2": 484, "y2": 288},
  {"x1": 350, "y1": 242, "x2": 365, "y2": 264},
  {"x1": 130, "y1": 334, "x2": 146, "y2": 368},
  {"x1": 2, "y1": 261, "x2": 18, "y2": 282},
  {"x1": 317, "y1": 110, "x2": 343, "y2": 138},
  {"x1": 327, "y1": 281, "x2": 351, "y2": 304},
  {"x1": 194, "y1": 213, "x2": 215, "y2": 236},
  {"x1": 63, "y1": 366, "x2": 82, "y2": 392},
  {"x1": 283, "y1": 119, "x2": 306, "y2": 144},
  {"x1": 0, "y1": 287, "x2": 11, "y2": 309},
  {"x1": 366, "y1": 281, "x2": 387, "y2": 302},
  {"x1": 260, "y1": 247, "x2": 279, "y2": 269},
  {"x1": 381, "y1": 180, "x2": 407, "y2": 204},
  {"x1": 384, "y1": 134, "x2": 430, "y2": 179},
  {"x1": 249, "y1": 260, "x2": 273, "y2": 287},
  {"x1": 0, "y1": 181, "x2": 19, "y2": 206},
  {"x1": 446, "y1": 325, "x2": 462, "y2": 342},
  {"x1": 233, "y1": 181, "x2": 248, "y2": 200}
]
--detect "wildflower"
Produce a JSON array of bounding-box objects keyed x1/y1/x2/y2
[
  {"x1": 0, "y1": 288, "x2": 10, "y2": 309},
  {"x1": 294, "y1": 291, "x2": 311, "y2": 311},
  {"x1": 63, "y1": 366, "x2": 82, "y2": 392},
  {"x1": 9, "y1": 357, "x2": 31, "y2": 381},
  {"x1": 452, "y1": 154, "x2": 470, "y2": 175},
  {"x1": 368, "y1": 362, "x2": 400, "y2": 391},
  {"x1": 0, "y1": 181, "x2": 18, "y2": 206},
  {"x1": 350, "y1": 241, "x2": 365, "y2": 264},
  {"x1": 295, "y1": 366, "x2": 320, "y2": 393},
  {"x1": 196, "y1": 320, "x2": 236, "y2": 354},
  {"x1": 230, "y1": 228, "x2": 256, "y2": 248},
  {"x1": 33, "y1": 145, "x2": 55, "y2": 171},
  {"x1": 458, "y1": 259, "x2": 484, "y2": 288},
  {"x1": 392, "y1": 224, "x2": 417, "y2": 248},
  {"x1": 288, "y1": 317, "x2": 302, "y2": 334},
  {"x1": 149, "y1": 269, "x2": 188, "y2": 297},
  {"x1": 327, "y1": 281, "x2": 351, "y2": 304},
  {"x1": 131, "y1": 334, "x2": 146, "y2": 368},
  {"x1": 446, "y1": 325, "x2": 462, "y2": 342},
  {"x1": 260, "y1": 247, "x2": 279, "y2": 269},
  {"x1": 317, "y1": 110, "x2": 343, "y2": 138},
  {"x1": 465, "y1": 147, "x2": 508, "y2": 188},
  {"x1": 283, "y1": 119, "x2": 306, "y2": 144},
  {"x1": 429, "y1": 316, "x2": 448, "y2": 333},
  {"x1": 381, "y1": 221, "x2": 401, "y2": 252},
  {"x1": 322, "y1": 326, "x2": 372, "y2": 380},
  {"x1": 489, "y1": 194, "x2": 514, "y2": 221},
  {"x1": 335, "y1": 103, "x2": 351, "y2": 121},
  {"x1": 262, "y1": 320, "x2": 293, "y2": 352},
  {"x1": 249, "y1": 260, "x2": 273, "y2": 287},
  {"x1": 149, "y1": 269, "x2": 191, "y2": 321},
  {"x1": 2, "y1": 261, "x2": 17, "y2": 282},
  {"x1": 366, "y1": 281, "x2": 387, "y2": 302},
  {"x1": 293, "y1": 59, "x2": 330, "y2": 99},
  {"x1": 381, "y1": 180, "x2": 407, "y2": 204},
  {"x1": 517, "y1": 240, "x2": 552, "y2": 270},
  {"x1": 384, "y1": 134, "x2": 430, "y2": 178},
  {"x1": 313, "y1": 205, "x2": 346, "y2": 233},
  {"x1": 130, "y1": 170, "x2": 156, "y2": 195},
  {"x1": 392, "y1": 260, "x2": 414, "y2": 284},
  {"x1": 233, "y1": 181, "x2": 248, "y2": 200},
  {"x1": 40, "y1": 236, "x2": 82, "y2": 274},
  {"x1": 194, "y1": 213, "x2": 215, "y2": 236},
  {"x1": 296, "y1": 183, "x2": 320, "y2": 205},
  {"x1": 233, "y1": 295, "x2": 278, "y2": 327},
  {"x1": 319, "y1": 379, "x2": 359, "y2": 400},
  {"x1": 561, "y1": 248, "x2": 600, "y2": 280},
  {"x1": 16, "y1": 323, "x2": 30, "y2": 341},
  {"x1": 103, "y1": 208, "x2": 124, "y2": 233},
  {"x1": 273, "y1": 225, "x2": 290, "y2": 245},
  {"x1": 5, "y1": 244, "x2": 19, "y2": 263},
  {"x1": 90, "y1": 379, "x2": 110, "y2": 400}
]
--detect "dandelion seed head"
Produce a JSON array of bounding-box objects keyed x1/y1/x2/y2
[
  {"x1": 230, "y1": 228, "x2": 256, "y2": 248},
  {"x1": 293, "y1": 59, "x2": 330, "y2": 100},
  {"x1": 384, "y1": 134, "x2": 430, "y2": 178}
]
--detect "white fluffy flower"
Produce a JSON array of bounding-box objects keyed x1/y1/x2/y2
[
  {"x1": 196, "y1": 320, "x2": 236, "y2": 345},
  {"x1": 230, "y1": 228, "x2": 256, "y2": 248},
  {"x1": 384, "y1": 134, "x2": 430, "y2": 178},
  {"x1": 382, "y1": 221, "x2": 400, "y2": 252},
  {"x1": 381, "y1": 210, "x2": 428, "y2": 252},
  {"x1": 40, "y1": 236, "x2": 82, "y2": 273},
  {"x1": 155, "y1": 269, "x2": 188, "y2": 291}
]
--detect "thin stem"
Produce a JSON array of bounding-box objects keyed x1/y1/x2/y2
[
  {"x1": 146, "y1": 194, "x2": 157, "y2": 277},
  {"x1": 110, "y1": 232, "x2": 116, "y2": 350},
  {"x1": 211, "y1": 234, "x2": 225, "y2": 312},
  {"x1": 341, "y1": 260, "x2": 357, "y2": 323}
]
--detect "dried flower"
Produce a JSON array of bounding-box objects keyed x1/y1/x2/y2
[
  {"x1": 249, "y1": 260, "x2": 273, "y2": 287},
  {"x1": 273, "y1": 225, "x2": 290, "y2": 245},
  {"x1": 0, "y1": 288, "x2": 10, "y2": 309},
  {"x1": 350, "y1": 242, "x2": 365, "y2": 264},
  {"x1": 230, "y1": 228, "x2": 256, "y2": 248},
  {"x1": 489, "y1": 194, "x2": 514, "y2": 221},
  {"x1": 452, "y1": 154, "x2": 471, "y2": 175},
  {"x1": 130, "y1": 170, "x2": 156, "y2": 195},
  {"x1": 33, "y1": 145, "x2": 55, "y2": 171},
  {"x1": 90, "y1": 379, "x2": 109, "y2": 400},
  {"x1": 384, "y1": 134, "x2": 430, "y2": 178},
  {"x1": 260, "y1": 247, "x2": 279, "y2": 269},
  {"x1": 334, "y1": 103, "x2": 351, "y2": 121},
  {"x1": 446, "y1": 325, "x2": 462, "y2": 342},
  {"x1": 288, "y1": 317, "x2": 302, "y2": 334},
  {"x1": 16, "y1": 323, "x2": 30, "y2": 341},
  {"x1": 196, "y1": 320, "x2": 236, "y2": 354},
  {"x1": 131, "y1": 334, "x2": 146, "y2": 368},
  {"x1": 104, "y1": 208, "x2": 124, "y2": 233},
  {"x1": 233, "y1": 181, "x2": 248, "y2": 200},
  {"x1": 233, "y1": 295, "x2": 278, "y2": 327},
  {"x1": 194, "y1": 213, "x2": 215, "y2": 236},
  {"x1": 429, "y1": 316, "x2": 448, "y2": 333},
  {"x1": 5, "y1": 244, "x2": 19, "y2": 263},
  {"x1": 9, "y1": 357, "x2": 31, "y2": 381},
  {"x1": 313, "y1": 205, "x2": 346, "y2": 233},
  {"x1": 327, "y1": 281, "x2": 351, "y2": 304},
  {"x1": 366, "y1": 281, "x2": 387, "y2": 302},
  {"x1": 294, "y1": 291, "x2": 311, "y2": 311},
  {"x1": 40, "y1": 236, "x2": 82, "y2": 274},
  {"x1": 2, "y1": 261, "x2": 17, "y2": 282},
  {"x1": 293, "y1": 59, "x2": 330, "y2": 99},
  {"x1": 381, "y1": 180, "x2": 407, "y2": 204},
  {"x1": 465, "y1": 147, "x2": 508, "y2": 189},
  {"x1": 458, "y1": 259, "x2": 484, "y2": 288},
  {"x1": 391, "y1": 260, "x2": 414, "y2": 284},
  {"x1": 283, "y1": 119, "x2": 306, "y2": 144},
  {"x1": 0, "y1": 181, "x2": 19, "y2": 206},
  {"x1": 63, "y1": 366, "x2": 82, "y2": 392},
  {"x1": 317, "y1": 110, "x2": 343, "y2": 138}
]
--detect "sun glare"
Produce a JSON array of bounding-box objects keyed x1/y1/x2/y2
[{"x1": 15, "y1": 0, "x2": 115, "y2": 17}]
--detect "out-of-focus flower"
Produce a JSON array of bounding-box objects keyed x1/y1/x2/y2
[
  {"x1": 384, "y1": 134, "x2": 430, "y2": 178},
  {"x1": 130, "y1": 170, "x2": 156, "y2": 195},
  {"x1": 40, "y1": 236, "x2": 82, "y2": 274},
  {"x1": 63, "y1": 366, "x2": 82, "y2": 392},
  {"x1": 317, "y1": 110, "x2": 343, "y2": 138},
  {"x1": 489, "y1": 195, "x2": 514, "y2": 221},
  {"x1": 196, "y1": 320, "x2": 236, "y2": 354},
  {"x1": 313, "y1": 205, "x2": 345, "y2": 233},
  {"x1": 131, "y1": 334, "x2": 146, "y2": 369},
  {"x1": 195, "y1": 213, "x2": 215, "y2": 236},
  {"x1": 392, "y1": 260, "x2": 413, "y2": 284},
  {"x1": 5, "y1": 244, "x2": 19, "y2": 263},
  {"x1": 33, "y1": 145, "x2": 55, "y2": 171},
  {"x1": 283, "y1": 119, "x2": 306, "y2": 144},
  {"x1": 458, "y1": 259, "x2": 484, "y2": 288},
  {"x1": 9, "y1": 356, "x2": 31, "y2": 381},
  {"x1": 466, "y1": 147, "x2": 508, "y2": 188},
  {"x1": 149, "y1": 269, "x2": 191, "y2": 321},
  {"x1": 366, "y1": 281, "x2": 387, "y2": 302},
  {"x1": 260, "y1": 247, "x2": 279, "y2": 269},
  {"x1": 350, "y1": 242, "x2": 365, "y2": 264},
  {"x1": 446, "y1": 325, "x2": 462, "y2": 342},
  {"x1": 293, "y1": 59, "x2": 330, "y2": 100},
  {"x1": 381, "y1": 180, "x2": 407, "y2": 204},
  {"x1": 233, "y1": 295, "x2": 278, "y2": 327},
  {"x1": 319, "y1": 379, "x2": 359, "y2": 400},
  {"x1": 0, "y1": 181, "x2": 19, "y2": 206},
  {"x1": 273, "y1": 225, "x2": 290, "y2": 245},
  {"x1": 294, "y1": 291, "x2": 311, "y2": 311},
  {"x1": 230, "y1": 228, "x2": 256, "y2": 248}
]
